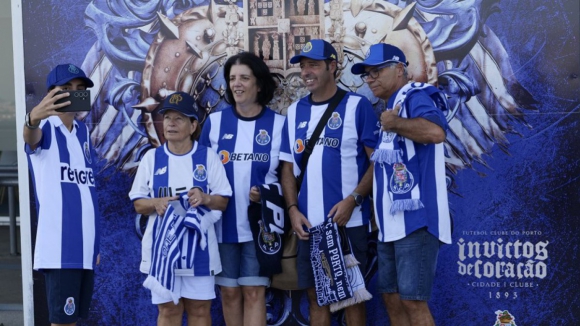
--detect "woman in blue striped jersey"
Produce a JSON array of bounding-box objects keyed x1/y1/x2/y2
[{"x1": 199, "y1": 52, "x2": 285, "y2": 326}]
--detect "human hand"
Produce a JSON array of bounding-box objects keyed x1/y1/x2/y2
[
  {"x1": 249, "y1": 186, "x2": 261, "y2": 203},
  {"x1": 380, "y1": 103, "x2": 401, "y2": 132},
  {"x1": 29, "y1": 88, "x2": 71, "y2": 125},
  {"x1": 154, "y1": 196, "x2": 179, "y2": 216},
  {"x1": 327, "y1": 197, "x2": 356, "y2": 227},
  {"x1": 187, "y1": 187, "x2": 207, "y2": 207},
  {"x1": 96, "y1": 254, "x2": 100, "y2": 266},
  {"x1": 289, "y1": 206, "x2": 311, "y2": 240}
]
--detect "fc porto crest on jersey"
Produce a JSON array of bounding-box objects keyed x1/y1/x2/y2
[
  {"x1": 493, "y1": 310, "x2": 517, "y2": 326},
  {"x1": 64, "y1": 297, "x2": 76, "y2": 316},
  {"x1": 389, "y1": 163, "x2": 415, "y2": 194},
  {"x1": 193, "y1": 164, "x2": 207, "y2": 182},
  {"x1": 83, "y1": 141, "x2": 92, "y2": 164},
  {"x1": 255, "y1": 129, "x2": 271, "y2": 145},
  {"x1": 327, "y1": 112, "x2": 342, "y2": 130},
  {"x1": 257, "y1": 220, "x2": 281, "y2": 254}
]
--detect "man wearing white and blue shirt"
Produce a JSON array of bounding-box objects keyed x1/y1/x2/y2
[
  {"x1": 351, "y1": 43, "x2": 452, "y2": 326},
  {"x1": 280, "y1": 39, "x2": 379, "y2": 326},
  {"x1": 23, "y1": 64, "x2": 100, "y2": 326}
]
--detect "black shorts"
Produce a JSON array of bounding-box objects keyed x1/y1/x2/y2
[{"x1": 44, "y1": 269, "x2": 95, "y2": 324}]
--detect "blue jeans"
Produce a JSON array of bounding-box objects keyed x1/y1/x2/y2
[{"x1": 377, "y1": 227, "x2": 441, "y2": 301}]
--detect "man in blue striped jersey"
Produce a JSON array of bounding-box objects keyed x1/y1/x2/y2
[
  {"x1": 351, "y1": 43, "x2": 452, "y2": 326},
  {"x1": 280, "y1": 39, "x2": 379, "y2": 326},
  {"x1": 23, "y1": 64, "x2": 100, "y2": 326}
]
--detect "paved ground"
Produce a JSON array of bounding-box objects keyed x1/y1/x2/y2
[
  {"x1": 0, "y1": 310, "x2": 23, "y2": 326},
  {"x1": 0, "y1": 226, "x2": 24, "y2": 326}
]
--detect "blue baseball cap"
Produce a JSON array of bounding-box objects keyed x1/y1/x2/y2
[
  {"x1": 351, "y1": 44, "x2": 408, "y2": 75},
  {"x1": 46, "y1": 64, "x2": 94, "y2": 90},
  {"x1": 290, "y1": 39, "x2": 338, "y2": 64},
  {"x1": 157, "y1": 91, "x2": 199, "y2": 120}
]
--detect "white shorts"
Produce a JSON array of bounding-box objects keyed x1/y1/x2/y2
[{"x1": 151, "y1": 276, "x2": 215, "y2": 304}]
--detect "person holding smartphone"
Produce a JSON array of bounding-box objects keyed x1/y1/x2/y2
[{"x1": 23, "y1": 63, "x2": 101, "y2": 326}]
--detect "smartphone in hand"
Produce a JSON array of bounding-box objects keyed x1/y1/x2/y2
[{"x1": 55, "y1": 90, "x2": 91, "y2": 112}]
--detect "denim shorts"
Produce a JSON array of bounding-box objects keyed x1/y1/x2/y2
[
  {"x1": 297, "y1": 225, "x2": 369, "y2": 289},
  {"x1": 216, "y1": 241, "x2": 270, "y2": 287},
  {"x1": 44, "y1": 269, "x2": 94, "y2": 324},
  {"x1": 377, "y1": 227, "x2": 441, "y2": 301}
]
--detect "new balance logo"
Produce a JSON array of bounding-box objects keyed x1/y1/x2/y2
[
  {"x1": 155, "y1": 166, "x2": 167, "y2": 175},
  {"x1": 222, "y1": 134, "x2": 234, "y2": 140},
  {"x1": 297, "y1": 121, "x2": 307, "y2": 129}
]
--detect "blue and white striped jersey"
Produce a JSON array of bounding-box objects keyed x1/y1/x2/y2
[
  {"x1": 129, "y1": 142, "x2": 232, "y2": 275},
  {"x1": 280, "y1": 91, "x2": 379, "y2": 228},
  {"x1": 199, "y1": 106, "x2": 285, "y2": 243},
  {"x1": 26, "y1": 116, "x2": 100, "y2": 270},
  {"x1": 373, "y1": 89, "x2": 452, "y2": 244}
]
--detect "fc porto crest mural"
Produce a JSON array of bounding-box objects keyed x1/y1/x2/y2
[{"x1": 20, "y1": 0, "x2": 579, "y2": 324}]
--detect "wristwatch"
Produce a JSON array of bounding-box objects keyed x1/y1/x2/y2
[
  {"x1": 25, "y1": 112, "x2": 39, "y2": 129},
  {"x1": 350, "y1": 192, "x2": 363, "y2": 206}
]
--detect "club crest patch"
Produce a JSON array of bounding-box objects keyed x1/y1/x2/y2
[
  {"x1": 327, "y1": 112, "x2": 342, "y2": 129},
  {"x1": 64, "y1": 297, "x2": 75, "y2": 316},
  {"x1": 193, "y1": 164, "x2": 207, "y2": 182},
  {"x1": 255, "y1": 129, "x2": 271, "y2": 145},
  {"x1": 84, "y1": 142, "x2": 92, "y2": 164},
  {"x1": 68, "y1": 64, "x2": 80, "y2": 74},
  {"x1": 257, "y1": 220, "x2": 281, "y2": 254},
  {"x1": 493, "y1": 310, "x2": 517, "y2": 326},
  {"x1": 389, "y1": 163, "x2": 415, "y2": 194},
  {"x1": 168, "y1": 92, "x2": 183, "y2": 105}
]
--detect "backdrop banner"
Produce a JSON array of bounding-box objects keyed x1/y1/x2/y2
[{"x1": 18, "y1": 0, "x2": 579, "y2": 325}]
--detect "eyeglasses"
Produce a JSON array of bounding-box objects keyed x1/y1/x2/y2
[{"x1": 360, "y1": 63, "x2": 398, "y2": 82}]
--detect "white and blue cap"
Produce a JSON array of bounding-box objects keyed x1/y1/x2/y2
[
  {"x1": 46, "y1": 64, "x2": 94, "y2": 90},
  {"x1": 157, "y1": 91, "x2": 199, "y2": 120},
  {"x1": 351, "y1": 43, "x2": 408, "y2": 75},
  {"x1": 290, "y1": 39, "x2": 338, "y2": 64}
]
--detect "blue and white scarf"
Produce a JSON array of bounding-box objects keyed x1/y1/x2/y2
[
  {"x1": 309, "y1": 221, "x2": 353, "y2": 307},
  {"x1": 143, "y1": 195, "x2": 211, "y2": 304},
  {"x1": 329, "y1": 226, "x2": 372, "y2": 312},
  {"x1": 371, "y1": 82, "x2": 448, "y2": 215}
]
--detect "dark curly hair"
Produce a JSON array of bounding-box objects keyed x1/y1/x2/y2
[{"x1": 223, "y1": 51, "x2": 276, "y2": 106}]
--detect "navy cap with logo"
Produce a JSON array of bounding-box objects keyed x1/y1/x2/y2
[
  {"x1": 157, "y1": 91, "x2": 199, "y2": 120},
  {"x1": 290, "y1": 39, "x2": 338, "y2": 64},
  {"x1": 46, "y1": 64, "x2": 94, "y2": 90},
  {"x1": 351, "y1": 43, "x2": 408, "y2": 75}
]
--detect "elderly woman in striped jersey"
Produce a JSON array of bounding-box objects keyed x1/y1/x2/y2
[{"x1": 129, "y1": 91, "x2": 232, "y2": 326}]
